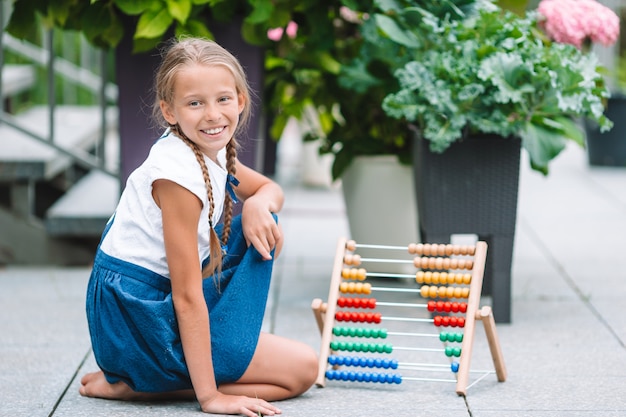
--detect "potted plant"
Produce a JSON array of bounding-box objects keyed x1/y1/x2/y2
[
  {"x1": 533, "y1": 0, "x2": 625, "y2": 168},
  {"x1": 371, "y1": 0, "x2": 616, "y2": 322},
  {"x1": 265, "y1": 1, "x2": 486, "y2": 260}
]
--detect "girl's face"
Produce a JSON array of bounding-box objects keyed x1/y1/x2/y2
[{"x1": 160, "y1": 63, "x2": 245, "y2": 162}]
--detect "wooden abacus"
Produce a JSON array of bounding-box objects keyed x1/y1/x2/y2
[{"x1": 311, "y1": 237, "x2": 507, "y2": 395}]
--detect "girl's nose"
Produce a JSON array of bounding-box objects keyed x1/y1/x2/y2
[{"x1": 205, "y1": 104, "x2": 221, "y2": 121}]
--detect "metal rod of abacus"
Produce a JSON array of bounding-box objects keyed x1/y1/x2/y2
[
  {"x1": 376, "y1": 301, "x2": 429, "y2": 309},
  {"x1": 365, "y1": 271, "x2": 414, "y2": 278},
  {"x1": 372, "y1": 285, "x2": 422, "y2": 293},
  {"x1": 359, "y1": 257, "x2": 413, "y2": 264},
  {"x1": 353, "y1": 243, "x2": 409, "y2": 251}
]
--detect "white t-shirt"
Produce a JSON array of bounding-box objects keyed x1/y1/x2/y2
[{"x1": 100, "y1": 130, "x2": 227, "y2": 278}]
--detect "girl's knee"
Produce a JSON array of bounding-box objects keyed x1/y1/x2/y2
[{"x1": 292, "y1": 344, "x2": 319, "y2": 395}]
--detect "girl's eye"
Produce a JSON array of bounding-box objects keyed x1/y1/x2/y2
[
  {"x1": 189, "y1": 101, "x2": 201, "y2": 107},
  {"x1": 219, "y1": 96, "x2": 231, "y2": 103}
]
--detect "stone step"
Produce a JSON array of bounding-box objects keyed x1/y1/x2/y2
[
  {"x1": 45, "y1": 170, "x2": 119, "y2": 237},
  {"x1": 0, "y1": 105, "x2": 117, "y2": 181},
  {"x1": 1, "y1": 64, "x2": 36, "y2": 98}
]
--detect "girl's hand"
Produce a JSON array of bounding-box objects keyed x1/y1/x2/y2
[
  {"x1": 241, "y1": 196, "x2": 283, "y2": 260},
  {"x1": 200, "y1": 392, "x2": 282, "y2": 417}
]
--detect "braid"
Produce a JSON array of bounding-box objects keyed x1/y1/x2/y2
[
  {"x1": 221, "y1": 139, "x2": 238, "y2": 245},
  {"x1": 171, "y1": 125, "x2": 223, "y2": 281}
]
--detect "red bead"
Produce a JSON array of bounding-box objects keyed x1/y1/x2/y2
[
  {"x1": 458, "y1": 317, "x2": 466, "y2": 327},
  {"x1": 449, "y1": 317, "x2": 458, "y2": 327},
  {"x1": 434, "y1": 316, "x2": 442, "y2": 326},
  {"x1": 442, "y1": 316, "x2": 450, "y2": 326},
  {"x1": 373, "y1": 313, "x2": 382, "y2": 324},
  {"x1": 444, "y1": 302, "x2": 452, "y2": 312},
  {"x1": 368, "y1": 298, "x2": 377, "y2": 309},
  {"x1": 427, "y1": 301, "x2": 436, "y2": 312},
  {"x1": 459, "y1": 303, "x2": 468, "y2": 313}
]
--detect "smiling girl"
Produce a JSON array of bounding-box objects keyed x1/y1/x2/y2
[{"x1": 78, "y1": 37, "x2": 318, "y2": 416}]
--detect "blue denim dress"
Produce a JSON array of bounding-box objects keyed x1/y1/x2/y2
[{"x1": 85, "y1": 214, "x2": 274, "y2": 392}]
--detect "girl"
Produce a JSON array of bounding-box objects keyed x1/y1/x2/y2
[{"x1": 79, "y1": 37, "x2": 318, "y2": 416}]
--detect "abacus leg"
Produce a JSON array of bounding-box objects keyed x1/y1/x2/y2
[
  {"x1": 477, "y1": 306, "x2": 507, "y2": 382},
  {"x1": 311, "y1": 298, "x2": 325, "y2": 335}
]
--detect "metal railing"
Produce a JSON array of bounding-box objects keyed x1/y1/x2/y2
[{"x1": 0, "y1": 3, "x2": 119, "y2": 179}]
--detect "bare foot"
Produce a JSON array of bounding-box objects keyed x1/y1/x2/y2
[
  {"x1": 79, "y1": 371, "x2": 137, "y2": 400},
  {"x1": 79, "y1": 371, "x2": 195, "y2": 402}
]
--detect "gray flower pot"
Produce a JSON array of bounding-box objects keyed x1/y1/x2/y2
[{"x1": 412, "y1": 131, "x2": 522, "y2": 323}]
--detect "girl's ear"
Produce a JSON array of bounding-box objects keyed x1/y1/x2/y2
[
  {"x1": 160, "y1": 100, "x2": 177, "y2": 125},
  {"x1": 237, "y1": 93, "x2": 246, "y2": 114}
]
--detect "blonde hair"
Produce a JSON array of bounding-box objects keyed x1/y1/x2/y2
[{"x1": 152, "y1": 37, "x2": 252, "y2": 278}]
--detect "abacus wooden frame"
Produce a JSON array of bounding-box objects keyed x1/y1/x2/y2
[{"x1": 311, "y1": 237, "x2": 507, "y2": 395}]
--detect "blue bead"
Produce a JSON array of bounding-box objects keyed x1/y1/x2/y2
[{"x1": 451, "y1": 362, "x2": 460, "y2": 373}]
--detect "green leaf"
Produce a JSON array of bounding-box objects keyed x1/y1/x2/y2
[
  {"x1": 132, "y1": 37, "x2": 162, "y2": 53},
  {"x1": 166, "y1": 0, "x2": 192, "y2": 23},
  {"x1": 114, "y1": 0, "x2": 155, "y2": 15},
  {"x1": 245, "y1": 0, "x2": 274, "y2": 24},
  {"x1": 81, "y1": 2, "x2": 114, "y2": 45},
  {"x1": 520, "y1": 121, "x2": 568, "y2": 175},
  {"x1": 134, "y1": 6, "x2": 174, "y2": 39},
  {"x1": 374, "y1": 14, "x2": 420, "y2": 48},
  {"x1": 177, "y1": 18, "x2": 214, "y2": 39},
  {"x1": 5, "y1": 0, "x2": 38, "y2": 39},
  {"x1": 48, "y1": 0, "x2": 75, "y2": 26}
]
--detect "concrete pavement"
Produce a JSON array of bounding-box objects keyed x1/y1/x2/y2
[{"x1": 1, "y1": 139, "x2": 625, "y2": 416}]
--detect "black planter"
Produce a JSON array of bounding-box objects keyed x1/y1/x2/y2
[
  {"x1": 585, "y1": 94, "x2": 626, "y2": 167},
  {"x1": 413, "y1": 133, "x2": 522, "y2": 323}
]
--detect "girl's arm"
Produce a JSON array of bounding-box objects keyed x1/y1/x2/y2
[
  {"x1": 152, "y1": 179, "x2": 279, "y2": 417},
  {"x1": 233, "y1": 158, "x2": 285, "y2": 260}
]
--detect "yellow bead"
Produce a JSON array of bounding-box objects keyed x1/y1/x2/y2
[{"x1": 429, "y1": 286, "x2": 438, "y2": 298}]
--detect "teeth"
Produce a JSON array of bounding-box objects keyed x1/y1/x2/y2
[{"x1": 204, "y1": 127, "x2": 224, "y2": 135}]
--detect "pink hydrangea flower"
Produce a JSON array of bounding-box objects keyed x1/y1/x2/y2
[
  {"x1": 538, "y1": 0, "x2": 620, "y2": 49},
  {"x1": 267, "y1": 21, "x2": 298, "y2": 41}
]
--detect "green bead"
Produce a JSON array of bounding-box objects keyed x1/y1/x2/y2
[
  {"x1": 455, "y1": 333, "x2": 464, "y2": 343},
  {"x1": 384, "y1": 344, "x2": 393, "y2": 353},
  {"x1": 445, "y1": 346, "x2": 453, "y2": 357},
  {"x1": 439, "y1": 332, "x2": 448, "y2": 342},
  {"x1": 379, "y1": 328, "x2": 388, "y2": 339}
]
